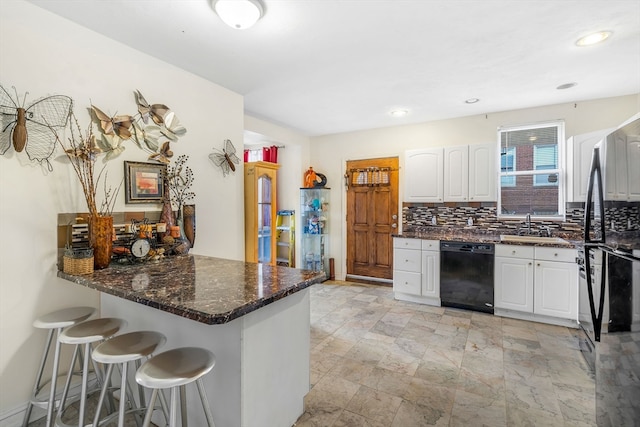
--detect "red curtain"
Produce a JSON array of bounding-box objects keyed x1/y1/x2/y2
[{"x1": 262, "y1": 145, "x2": 278, "y2": 163}]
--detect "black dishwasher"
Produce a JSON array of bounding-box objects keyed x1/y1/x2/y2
[{"x1": 440, "y1": 242, "x2": 495, "y2": 314}]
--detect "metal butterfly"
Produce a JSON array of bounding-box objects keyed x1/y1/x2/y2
[
  {"x1": 0, "y1": 84, "x2": 73, "y2": 168},
  {"x1": 91, "y1": 105, "x2": 133, "y2": 140},
  {"x1": 134, "y1": 90, "x2": 170, "y2": 125},
  {"x1": 209, "y1": 139, "x2": 240, "y2": 176}
]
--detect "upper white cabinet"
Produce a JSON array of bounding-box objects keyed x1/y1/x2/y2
[
  {"x1": 600, "y1": 114, "x2": 640, "y2": 201},
  {"x1": 405, "y1": 143, "x2": 496, "y2": 203},
  {"x1": 443, "y1": 143, "x2": 496, "y2": 202},
  {"x1": 404, "y1": 148, "x2": 444, "y2": 202},
  {"x1": 468, "y1": 143, "x2": 496, "y2": 202},
  {"x1": 444, "y1": 146, "x2": 468, "y2": 201},
  {"x1": 566, "y1": 127, "x2": 613, "y2": 202}
]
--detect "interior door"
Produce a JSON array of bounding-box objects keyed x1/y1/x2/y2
[{"x1": 346, "y1": 157, "x2": 399, "y2": 281}]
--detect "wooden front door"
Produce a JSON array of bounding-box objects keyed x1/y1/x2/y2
[{"x1": 346, "y1": 157, "x2": 399, "y2": 281}]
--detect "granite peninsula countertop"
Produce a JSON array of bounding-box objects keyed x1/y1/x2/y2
[{"x1": 58, "y1": 255, "x2": 326, "y2": 325}]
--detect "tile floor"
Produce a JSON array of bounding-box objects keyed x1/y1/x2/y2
[{"x1": 295, "y1": 281, "x2": 596, "y2": 426}]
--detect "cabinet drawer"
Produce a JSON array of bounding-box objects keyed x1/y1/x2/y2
[
  {"x1": 495, "y1": 244, "x2": 534, "y2": 259},
  {"x1": 394, "y1": 238, "x2": 422, "y2": 250},
  {"x1": 393, "y1": 270, "x2": 421, "y2": 295},
  {"x1": 421, "y1": 239, "x2": 439, "y2": 251},
  {"x1": 393, "y1": 248, "x2": 422, "y2": 272},
  {"x1": 534, "y1": 247, "x2": 577, "y2": 263}
]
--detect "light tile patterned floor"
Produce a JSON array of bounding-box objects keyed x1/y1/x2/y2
[{"x1": 296, "y1": 282, "x2": 596, "y2": 427}]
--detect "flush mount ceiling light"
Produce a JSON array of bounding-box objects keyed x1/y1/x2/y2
[
  {"x1": 576, "y1": 31, "x2": 611, "y2": 47},
  {"x1": 464, "y1": 98, "x2": 480, "y2": 104},
  {"x1": 212, "y1": 0, "x2": 264, "y2": 30},
  {"x1": 389, "y1": 109, "x2": 409, "y2": 117},
  {"x1": 557, "y1": 82, "x2": 578, "y2": 90}
]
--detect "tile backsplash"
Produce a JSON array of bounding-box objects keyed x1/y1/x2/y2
[{"x1": 402, "y1": 201, "x2": 640, "y2": 236}]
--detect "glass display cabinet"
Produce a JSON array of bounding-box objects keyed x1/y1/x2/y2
[{"x1": 300, "y1": 187, "x2": 329, "y2": 276}]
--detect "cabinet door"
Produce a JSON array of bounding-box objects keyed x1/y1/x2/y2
[
  {"x1": 627, "y1": 135, "x2": 640, "y2": 201},
  {"x1": 421, "y1": 250, "x2": 440, "y2": 298},
  {"x1": 404, "y1": 148, "x2": 443, "y2": 202},
  {"x1": 494, "y1": 257, "x2": 534, "y2": 312},
  {"x1": 444, "y1": 146, "x2": 468, "y2": 201},
  {"x1": 469, "y1": 143, "x2": 496, "y2": 202},
  {"x1": 566, "y1": 128, "x2": 612, "y2": 202},
  {"x1": 534, "y1": 260, "x2": 578, "y2": 319}
]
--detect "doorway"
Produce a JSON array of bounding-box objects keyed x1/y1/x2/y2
[{"x1": 345, "y1": 157, "x2": 399, "y2": 283}]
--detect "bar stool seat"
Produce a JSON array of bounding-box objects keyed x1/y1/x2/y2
[
  {"x1": 91, "y1": 331, "x2": 167, "y2": 427},
  {"x1": 136, "y1": 347, "x2": 216, "y2": 427},
  {"x1": 55, "y1": 317, "x2": 126, "y2": 427},
  {"x1": 23, "y1": 306, "x2": 96, "y2": 427}
]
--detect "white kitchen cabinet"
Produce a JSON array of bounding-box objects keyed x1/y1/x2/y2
[
  {"x1": 444, "y1": 146, "x2": 468, "y2": 202},
  {"x1": 533, "y1": 247, "x2": 578, "y2": 320},
  {"x1": 393, "y1": 238, "x2": 422, "y2": 295},
  {"x1": 494, "y1": 244, "x2": 578, "y2": 324},
  {"x1": 566, "y1": 127, "x2": 613, "y2": 202},
  {"x1": 468, "y1": 143, "x2": 496, "y2": 202},
  {"x1": 404, "y1": 148, "x2": 443, "y2": 202},
  {"x1": 393, "y1": 238, "x2": 440, "y2": 305},
  {"x1": 443, "y1": 143, "x2": 496, "y2": 202},
  {"x1": 421, "y1": 239, "x2": 440, "y2": 299},
  {"x1": 601, "y1": 114, "x2": 640, "y2": 201},
  {"x1": 494, "y1": 245, "x2": 534, "y2": 312}
]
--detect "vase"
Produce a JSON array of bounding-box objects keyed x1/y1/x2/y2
[
  {"x1": 159, "y1": 176, "x2": 175, "y2": 240},
  {"x1": 90, "y1": 215, "x2": 113, "y2": 270},
  {"x1": 182, "y1": 204, "x2": 196, "y2": 248}
]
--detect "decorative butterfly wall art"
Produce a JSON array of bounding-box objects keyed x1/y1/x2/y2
[
  {"x1": 0, "y1": 84, "x2": 73, "y2": 170},
  {"x1": 209, "y1": 139, "x2": 240, "y2": 177}
]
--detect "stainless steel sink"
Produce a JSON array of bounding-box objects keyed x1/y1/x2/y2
[{"x1": 500, "y1": 235, "x2": 570, "y2": 245}]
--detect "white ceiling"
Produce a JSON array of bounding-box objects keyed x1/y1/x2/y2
[{"x1": 26, "y1": 0, "x2": 640, "y2": 137}]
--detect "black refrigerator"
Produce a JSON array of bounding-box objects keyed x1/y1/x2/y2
[{"x1": 578, "y1": 116, "x2": 640, "y2": 426}]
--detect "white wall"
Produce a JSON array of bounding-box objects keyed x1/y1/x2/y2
[
  {"x1": 0, "y1": 1, "x2": 245, "y2": 422},
  {"x1": 309, "y1": 95, "x2": 639, "y2": 280}
]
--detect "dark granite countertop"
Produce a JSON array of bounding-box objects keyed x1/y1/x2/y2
[
  {"x1": 58, "y1": 255, "x2": 326, "y2": 325},
  {"x1": 393, "y1": 228, "x2": 582, "y2": 248}
]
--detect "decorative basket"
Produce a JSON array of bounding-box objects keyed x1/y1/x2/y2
[{"x1": 63, "y1": 248, "x2": 94, "y2": 275}]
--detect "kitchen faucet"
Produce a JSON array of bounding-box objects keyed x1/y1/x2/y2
[{"x1": 526, "y1": 213, "x2": 531, "y2": 235}]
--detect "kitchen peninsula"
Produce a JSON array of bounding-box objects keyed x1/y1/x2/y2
[{"x1": 58, "y1": 254, "x2": 326, "y2": 427}]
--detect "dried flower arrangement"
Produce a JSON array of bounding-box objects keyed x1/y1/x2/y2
[
  {"x1": 165, "y1": 154, "x2": 195, "y2": 215},
  {"x1": 50, "y1": 111, "x2": 121, "y2": 218}
]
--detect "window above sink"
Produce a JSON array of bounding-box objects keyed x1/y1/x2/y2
[{"x1": 497, "y1": 120, "x2": 566, "y2": 220}]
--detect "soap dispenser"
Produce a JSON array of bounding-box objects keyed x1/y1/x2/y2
[{"x1": 431, "y1": 216, "x2": 437, "y2": 226}]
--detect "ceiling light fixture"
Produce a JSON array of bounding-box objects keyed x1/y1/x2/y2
[
  {"x1": 575, "y1": 31, "x2": 611, "y2": 47},
  {"x1": 212, "y1": 0, "x2": 264, "y2": 30},
  {"x1": 390, "y1": 109, "x2": 409, "y2": 117},
  {"x1": 464, "y1": 98, "x2": 480, "y2": 104},
  {"x1": 557, "y1": 82, "x2": 577, "y2": 90}
]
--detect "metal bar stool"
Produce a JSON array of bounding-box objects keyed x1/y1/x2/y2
[
  {"x1": 55, "y1": 317, "x2": 126, "y2": 427},
  {"x1": 135, "y1": 347, "x2": 216, "y2": 427},
  {"x1": 23, "y1": 306, "x2": 96, "y2": 427},
  {"x1": 91, "y1": 331, "x2": 168, "y2": 427}
]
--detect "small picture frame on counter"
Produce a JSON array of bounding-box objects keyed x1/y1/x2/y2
[{"x1": 124, "y1": 161, "x2": 166, "y2": 204}]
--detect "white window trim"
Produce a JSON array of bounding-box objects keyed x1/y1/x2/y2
[{"x1": 497, "y1": 120, "x2": 566, "y2": 220}]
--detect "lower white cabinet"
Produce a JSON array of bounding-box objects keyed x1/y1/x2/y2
[
  {"x1": 495, "y1": 246, "x2": 534, "y2": 312},
  {"x1": 421, "y1": 240, "x2": 440, "y2": 299},
  {"x1": 494, "y1": 244, "x2": 578, "y2": 323},
  {"x1": 393, "y1": 238, "x2": 440, "y2": 305}
]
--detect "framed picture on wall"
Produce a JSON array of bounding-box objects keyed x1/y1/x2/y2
[{"x1": 124, "y1": 161, "x2": 166, "y2": 204}]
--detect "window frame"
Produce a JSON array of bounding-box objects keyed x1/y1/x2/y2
[{"x1": 497, "y1": 120, "x2": 566, "y2": 220}]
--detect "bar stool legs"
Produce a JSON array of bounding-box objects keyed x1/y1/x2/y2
[
  {"x1": 91, "y1": 331, "x2": 168, "y2": 427},
  {"x1": 55, "y1": 317, "x2": 125, "y2": 427},
  {"x1": 136, "y1": 347, "x2": 216, "y2": 427},
  {"x1": 22, "y1": 306, "x2": 96, "y2": 427}
]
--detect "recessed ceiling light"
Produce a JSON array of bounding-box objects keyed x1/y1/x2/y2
[
  {"x1": 465, "y1": 98, "x2": 480, "y2": 104},
  {"x1": 576, "y1": 31, "x2": 611, "y2": 47},
  {"x1": 557, "y1": 82, "x2": 578, "y2": 90},
  {"x1": 390, "y1": 109, "x2": 409, "y2": 117}
]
